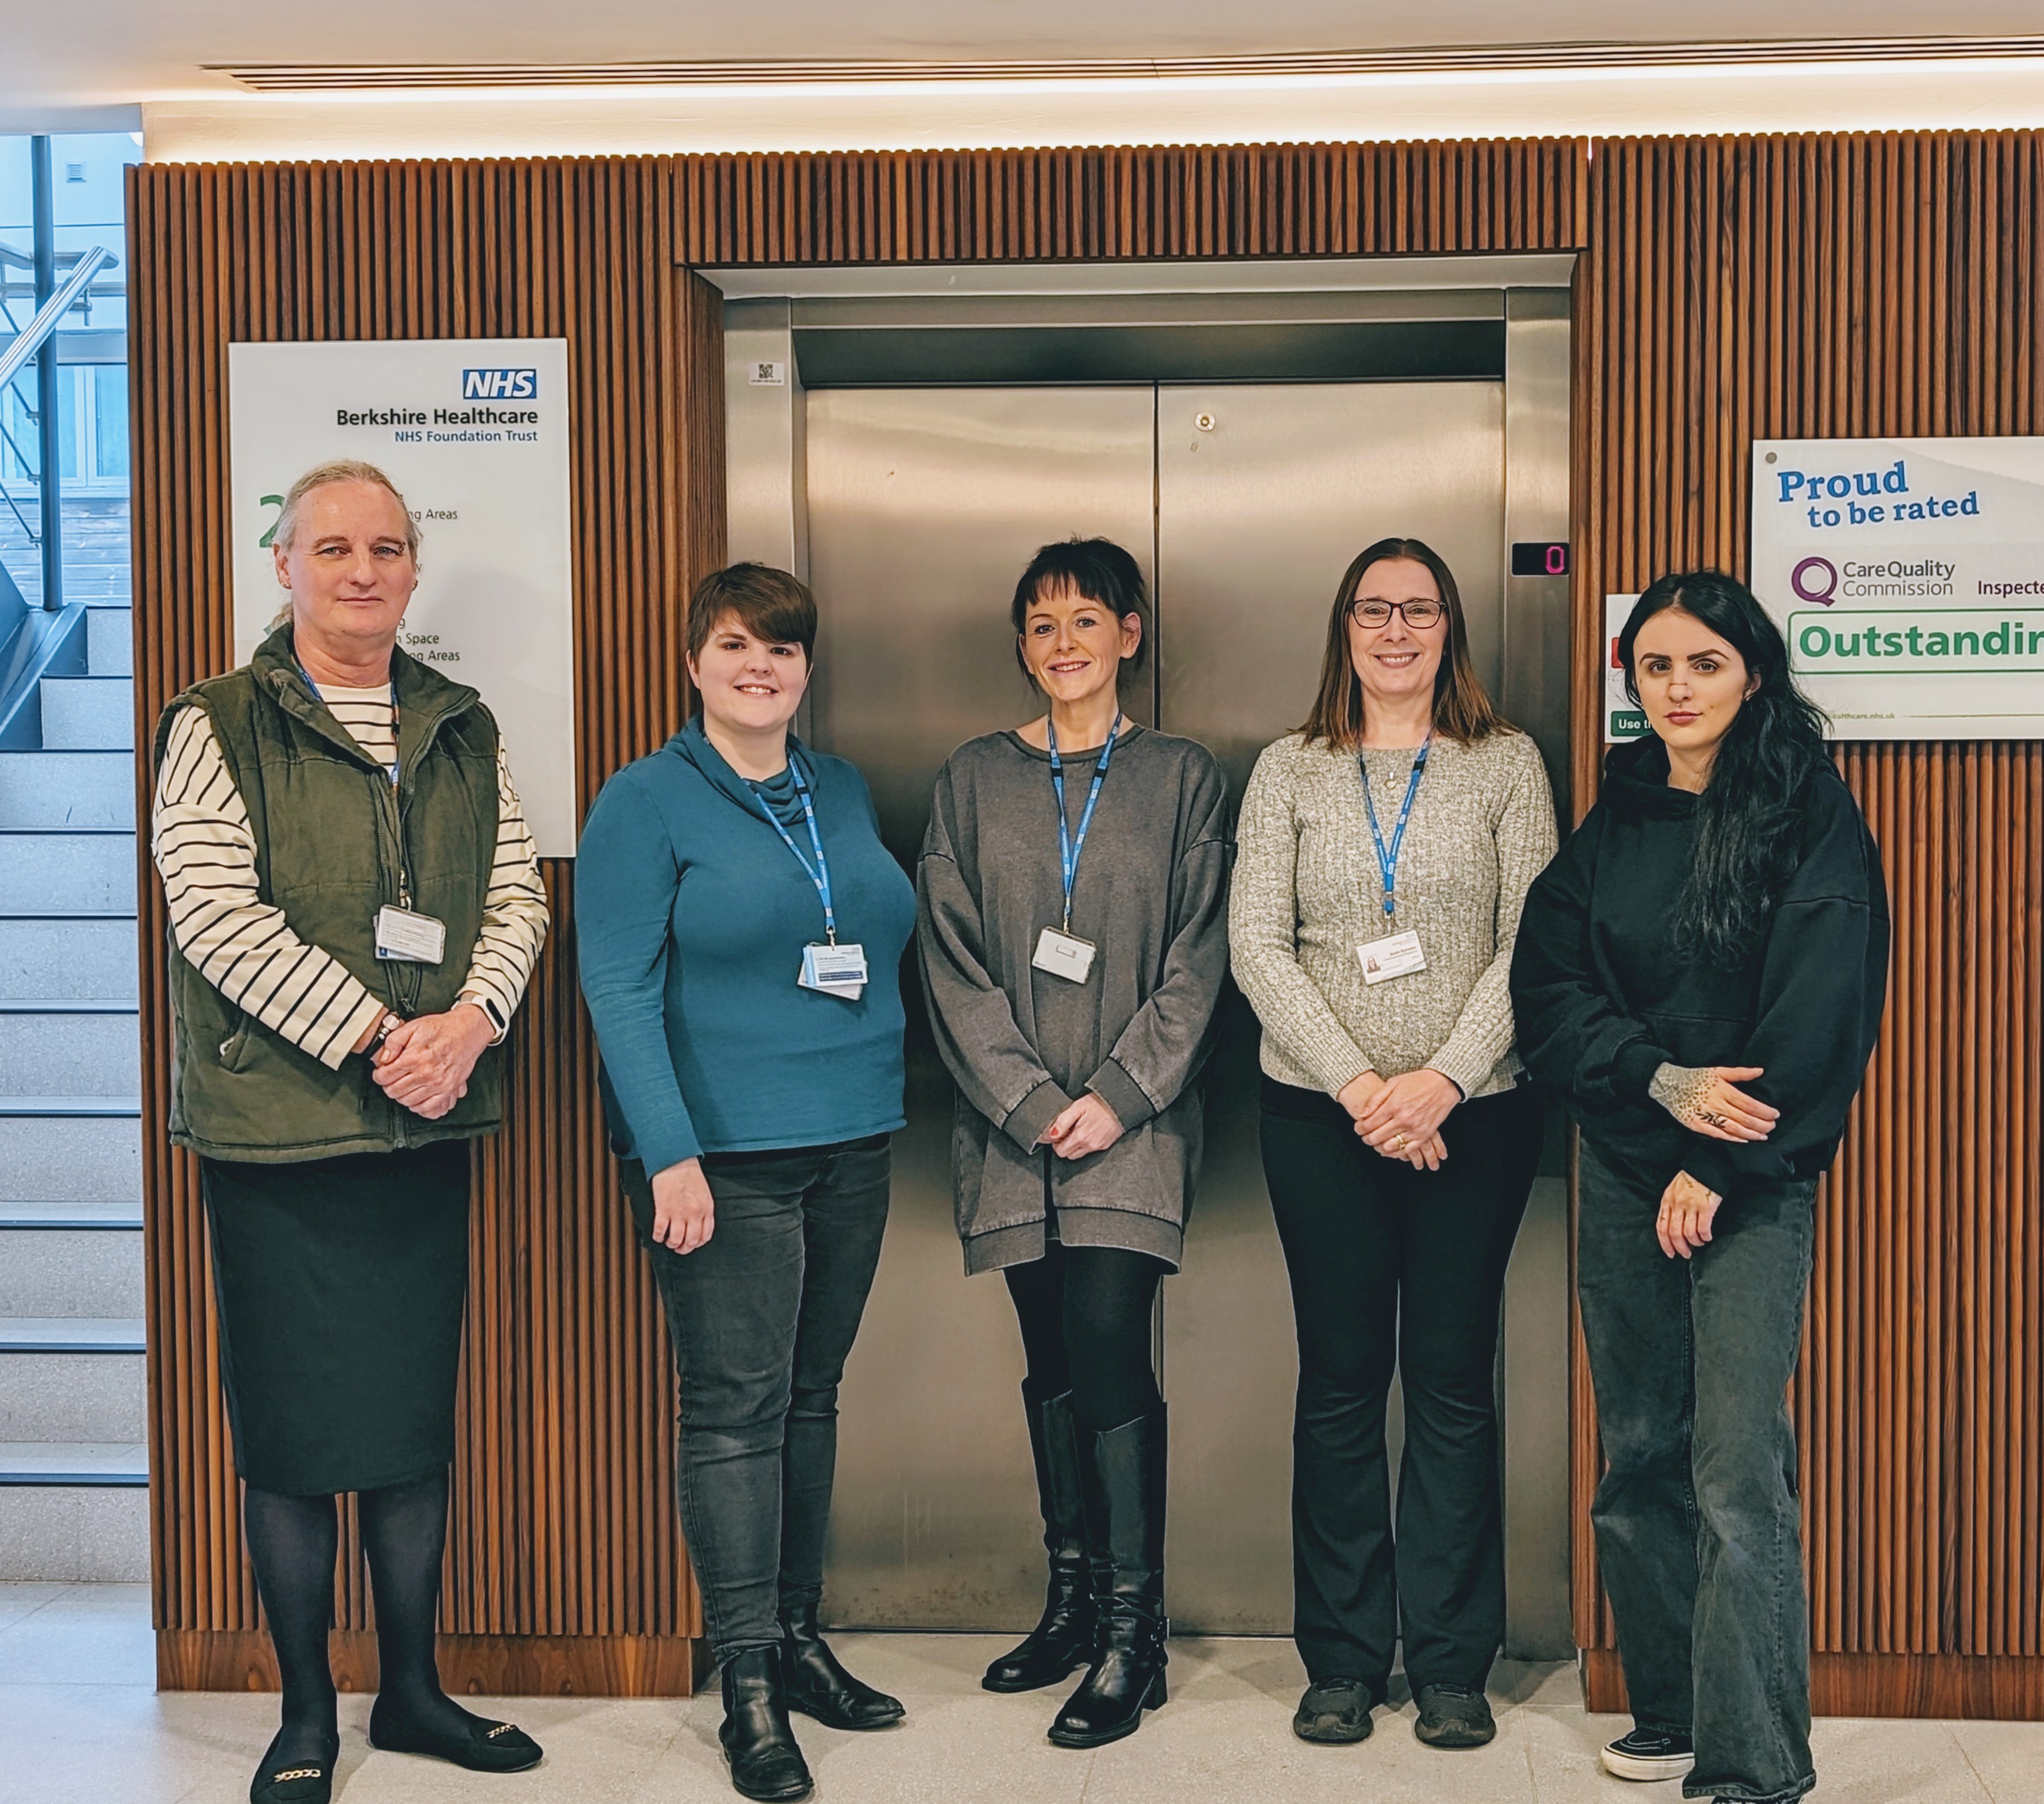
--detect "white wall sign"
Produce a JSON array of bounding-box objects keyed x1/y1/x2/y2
[
  {"x1": 228, "y1": 338, "x2": 578, "y2": 855},
  {"x1": 1604, "y1": 593, "x2": 1645, "y2": 743},
  {"x1": 1751, "y1": 436, "x2": 2044, "y2": 740}
]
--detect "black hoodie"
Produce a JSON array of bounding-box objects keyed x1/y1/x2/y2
[{"x1": 1509, "y1": 735, "x2": 1889, "y2": 1198}]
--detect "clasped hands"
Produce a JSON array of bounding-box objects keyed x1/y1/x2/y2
[
  {"x1": 1336, "y1": 1068, "x2": 1460, "y2": 1170},
  {"x1": 1040, "y1": 1091, "x2": 1127, "y2": 1161},
  {"x1": 1653, "y1": 1064, "x2": 1778, "y2": 1260},
  {"x1": 369, "y1": 1004, "x2": 495, "y2": 1120}
]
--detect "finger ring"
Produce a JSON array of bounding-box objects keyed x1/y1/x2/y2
[
  {"x1": 1701, "y1": 1110, "x2": 1728, "y2": 1128},
  {"x1": 1393, "y1": 1133, "x2": 1409, "y2": 1151}
]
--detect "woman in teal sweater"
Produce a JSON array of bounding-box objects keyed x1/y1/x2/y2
[{"x1": 577, "y1": 564, "x2": 916, "y2": 1804}]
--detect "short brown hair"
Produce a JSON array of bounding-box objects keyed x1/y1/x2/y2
[
  {"x1": 1297, "y1": 537, "x2": 1508, "y2": 748},
  {"x1": 686, "y1": 563, "x2": 818, "y2": 664}
]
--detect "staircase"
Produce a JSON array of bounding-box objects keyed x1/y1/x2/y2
[{"x1": 0, "y1": 581, "x2": 147, "y2": 1581}]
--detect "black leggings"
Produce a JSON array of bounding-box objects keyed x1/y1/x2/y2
[{"x1": 1003, "y1": 1240, "x2": 1166, "y2": 1432}]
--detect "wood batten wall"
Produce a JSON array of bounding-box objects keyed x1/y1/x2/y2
[
  {"x1": 127, "y1": 157, "x2": 725, "y2": 1695},
  {"x1": 1571, "y1": 132, "x2": 2044, "y2": 1715},
  {"x1": 675, "y1": 140, "x2": 1586, "y2": 262},
  {"x1": 130, "y1": 134, "x2": 2043, "y2": 1716}
]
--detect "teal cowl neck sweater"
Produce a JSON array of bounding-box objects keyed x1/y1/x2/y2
[{"x1": 577, "y1": 716, "x2": 916, "y2": 1173}]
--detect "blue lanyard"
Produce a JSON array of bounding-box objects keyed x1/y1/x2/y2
[
  {"x1": 1048, "y1": 713, "x2": 1122, "y2": 934},
  {"x1": 1358, "y1": 736, "x2": 1431, "y2": 919},
  {"x1": 298, "y1": 662, "x2": 400, "y2": 786},
  {"x1": 755, "y1": 756, "x2": 839, "y2": 945}
]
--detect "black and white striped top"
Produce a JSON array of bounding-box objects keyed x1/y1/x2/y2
[{"x1": 151, "y1": 683, "x2": 549, "y2": 1070}]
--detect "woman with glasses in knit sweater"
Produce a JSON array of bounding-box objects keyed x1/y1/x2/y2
[{"x1": 1229, "y1": 537, "x2": 1556, "y2": 1755}]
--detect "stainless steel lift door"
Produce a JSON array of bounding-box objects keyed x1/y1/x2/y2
[
  {"x1": 804, "y1": 386, "x2": 1157, "y2": 1627},
  {"x1": 1154, "y1": 382, "x2": 1505, "y2": 1633},
  {"x1": 804, "y1": 380, "x2": 1509, "y2": 1635}
]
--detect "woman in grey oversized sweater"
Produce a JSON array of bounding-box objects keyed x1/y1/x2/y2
[
  {"x1": 919, "y1": 538, "x2": 1230, "y2": 1752},
  {"x1": 1230, "y1": 537, "x2": 1556, "y2": 1756}
]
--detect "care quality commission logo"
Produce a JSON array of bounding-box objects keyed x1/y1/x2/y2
[{"x1": 1791, "y1": 556, "x2": 1838, "y2": 605}]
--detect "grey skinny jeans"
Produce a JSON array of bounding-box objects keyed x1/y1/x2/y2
[
  {"x1": 1576, "y1": 1137, "x2": 1817, "y2": 1804},
  {"x1": 622, "y1": 1135, "x2": 891, "y2": 1662}
]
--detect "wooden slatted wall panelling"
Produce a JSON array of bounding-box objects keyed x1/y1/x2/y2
[
  {"x1": 129, "y1": 135, "x2": 1582, "y2": 1700},
  {"x1": 128, "y1": 157, "x2": 727, "y2": 1695},
  {"x1": 1571, "y1": 131, "x2": 2044, "y2": 1717},
  {"x1": 674, "y1": 139, "x2": 1587, "y2": 263}
]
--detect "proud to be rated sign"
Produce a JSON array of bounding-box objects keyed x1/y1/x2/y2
[{"x1": 1751, "y1": 436, "x2": 2044, "y2": 740}]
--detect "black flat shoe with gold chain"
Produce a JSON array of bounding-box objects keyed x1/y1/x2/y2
[
  {"x1": 248, "y1": 1729, "x2": 338, "y2": 1804},
  {"x1": 367, "y1": 1698, "x2": 544, "y2": 1772}
]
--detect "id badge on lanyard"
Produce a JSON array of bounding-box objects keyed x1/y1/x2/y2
[
  {"x1": 1353, "y1": 738, "x2": 1431, "y2": 985},
  {"x1": 758, "y1": 759, "x2": 869, "y2": 1002},
  {"x1": 1032, "y1": 714, "x2": 1121, "y2": 985}
]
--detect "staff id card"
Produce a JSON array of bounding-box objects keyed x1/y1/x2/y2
[
  {"x1": 1356, "y1": 928, "x2": 1427, "y2": 987},
  {"x1": 799, "y1": 941, "x2": 869, "y2": 1001},
  {"x1": 1032, "y1": 926, "x2": 1098, "y2": 985},
  {"x1": 376, "y1": 904, "x2": 447, "y2": 964}
]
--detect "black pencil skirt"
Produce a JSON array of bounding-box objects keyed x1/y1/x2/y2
[{"x1": 200, "y1": 1140, "x2": 472, "y2": 1497}]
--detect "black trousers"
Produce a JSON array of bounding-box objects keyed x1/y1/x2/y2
[
  {"x1": 622, "y1": 1136, "x2": 892, "y2": 1663},
  {"x1": 1260, "y1": 1078, "x2": 1542, "y2": 1693}
]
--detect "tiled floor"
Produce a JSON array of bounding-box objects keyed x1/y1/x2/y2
[{"x1": 0, "y1": 1584, "x2": 2035, "y2": 1803}]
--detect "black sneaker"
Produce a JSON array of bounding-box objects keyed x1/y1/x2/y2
[
  {"x1": 1600, "y1": 1726, "x2": 1696, "y2": 1781},
  {"x1": 1413, "y1": 1683, "x2": 1496, "y2": 1748},
  {"x1": 1292, "y1": 1677, "x2": 1375, "y2": 1743}
]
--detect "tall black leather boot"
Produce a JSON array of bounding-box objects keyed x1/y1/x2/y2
[
  {"x1": 718, "y1": 1645, "x2": 813, "y2": 1803},
  {"x1": 1048, "y1": 1405, "x2": 1168, "y2": 1749},
  {"x1": 983, "y1": 1385, "x2": 1099, "y2": 1693},
  {"x1": 779, "y1": 1595, "x2": 905, "y2": 1729}
]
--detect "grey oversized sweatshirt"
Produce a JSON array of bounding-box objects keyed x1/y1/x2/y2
[{"x1": 917, "y1": 726, "x2": 1232, "y2": 1274}]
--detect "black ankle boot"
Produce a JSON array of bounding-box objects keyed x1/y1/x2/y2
[
  {"x1": 1048, "y1": 1405, "x2": 1168, "y2": 1749},
  {"x1": 778, "y1": 1596, "x2": 905, "y2": 1729},
  {"x1": 984, "y1": 1386, "x2": 1098, "y2": 1693},
  {"x1": 719, "y1": 1645, "x2": 813, "y2": 1802}
]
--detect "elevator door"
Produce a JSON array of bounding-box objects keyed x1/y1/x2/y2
[
  {"x1": 805, "y1": 387, "x2": 1157, "y2": 1627},
  {"x1": 804, "y1": 381, "x2": 1504, "y2": 1634},
  {"x1": 1153, "y1": 383, "x2": 1505, "y2": 1631}
]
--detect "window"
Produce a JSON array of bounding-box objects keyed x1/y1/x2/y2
[{"x1": 0, "y1": 365, "x2": 128, "y2": 488}]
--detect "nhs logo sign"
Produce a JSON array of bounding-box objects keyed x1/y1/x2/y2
[{"x1": 461, "y1": 368, "x2": 538, "y2": 400}]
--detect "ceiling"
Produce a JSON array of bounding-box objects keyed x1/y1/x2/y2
[{"x1": 11, "y1": 1, "x2": 2044, "y2": 125}]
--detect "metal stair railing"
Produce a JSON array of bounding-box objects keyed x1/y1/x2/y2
[{"x1": 0, "y1": 245, "x2": 111, "y2": 400}]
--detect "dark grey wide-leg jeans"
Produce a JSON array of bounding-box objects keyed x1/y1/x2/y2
[
  {"x1": 622, "y1": 1136, "x2": 891, "y2": 1663},
  {"x1": 1576, "y1": 1138, "x2": 1817, "y2": 1804}
]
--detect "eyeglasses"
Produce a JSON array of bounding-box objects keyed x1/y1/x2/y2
[{"x1": 1350, "y1": 598, "x2": 1445, "y2": 629}]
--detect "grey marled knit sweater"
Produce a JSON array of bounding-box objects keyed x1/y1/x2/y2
[{"x1": 1229, "y1": 727, "x2": 1556, "y2": 1100}]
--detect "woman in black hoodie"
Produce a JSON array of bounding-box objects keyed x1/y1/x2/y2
[{"x1": 1511, "y1": 572, "x2": 1887, "y2": 1804}]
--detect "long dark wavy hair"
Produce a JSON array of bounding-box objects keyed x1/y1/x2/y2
[
  {"x1": 1618, "y1": 571, "x2": 1830, "y2": 966},
  {"x1": 1298, "y1": 537, "x2": 1506, "y2": 747}
]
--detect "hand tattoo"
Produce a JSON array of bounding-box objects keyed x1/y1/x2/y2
[{"x1": 1650, "y1": 1062, "x2": 1715, "y2": 1126}]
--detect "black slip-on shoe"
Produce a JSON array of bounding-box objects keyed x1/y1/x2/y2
[
  {"x1": 1413, "y1": 1683, "x2": 1496, "y2": 1749},
  {"x1": 249, "y1": 1759, "x2": 332, "y2": 1804},
  {"x1": 248, "y1": 1729, "x2": 339, "y2": 1804},
  {"x1": 1292, "y1": 1677, "x2": 1376, "y2": 1744},
  {"x1": 1599, "y1": 1725, "x2": 1696, "y2": 1781},
  {"x1": 367, "y1": 1699, "x2": 543, "y2": 1772}
]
